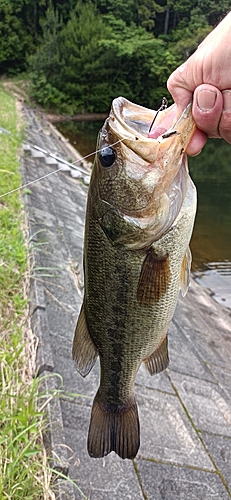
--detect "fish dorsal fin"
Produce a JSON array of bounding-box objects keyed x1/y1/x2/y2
[
  {"x1": 143, "y1": 335, "x2": 169, "y2": 375},
  {"x1": 180, "y1": 246, "x2": 192, "y2": 297},
  {"x1": 72, "y1": 303, "x2": 98, "y2": 377},
  {"x1": 137, "y1": 247, "x2": 170, "y2": 305},
  {"x1": 88, "y1": 392, "x2": 140, "y2": 459}
]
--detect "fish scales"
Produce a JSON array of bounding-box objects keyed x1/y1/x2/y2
[{"x1": 72, "y1": 97, "x2": 197, "y2": 460}]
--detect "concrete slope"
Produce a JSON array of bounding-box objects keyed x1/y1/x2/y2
[{"x1": 22, "y1": 106, "x2": 231, "y2": 500}]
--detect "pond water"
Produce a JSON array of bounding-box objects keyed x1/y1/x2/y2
[{"x1": 56, "y1": 119, "x2": 231, "y2": 306}]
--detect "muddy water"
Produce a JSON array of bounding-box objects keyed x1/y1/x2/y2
[{"x1": 56, "y1": 120, "x2": 231, "y2": 306}]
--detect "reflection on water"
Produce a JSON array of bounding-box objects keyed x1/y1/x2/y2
[
  {"x1": 188, "y1": 139, "x2": 231, "y2": 276},
  {"x1": 56, "y1": 120, "x2": 231, "y2": 303},
  {"x1": 188, "y1": 139, "x2": 231, "y2": 306},
  {"x1": 56, "y1": 120, "x2": 104, "y2": 163}
]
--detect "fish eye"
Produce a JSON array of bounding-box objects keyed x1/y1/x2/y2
[{"x1": 99, "y1": 147, "x2": 116, "y2": 168}]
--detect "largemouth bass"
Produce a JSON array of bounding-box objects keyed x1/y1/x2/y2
[{"x1": 72, "y1": 97, "x2": 197, "y2": 460}]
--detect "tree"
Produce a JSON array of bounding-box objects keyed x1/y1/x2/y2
[
  {"x1": 96, "y1": 0, "x2": 138, "y2": 25},
  {"x1": 28, "y1": 0, "x2": 230, "y2": 113},
  {"x1": 56, "y1": 0, "x2": 114, "y2": 112},
  {"x1": 0, "y1": 0, "x2": 33, "y2": 72},
  {"x1": 53, "y1": 0, "x2": 77, "y2": 22},
  {"x1": 169, "y1": 2, "x2": 212, "y2": 61},
  {"x1": 29, "y1": 1, "x2": 66, "y2": 107},
  {"x1": 137, "y1": 0, "x2": 164, "y2": 31}
]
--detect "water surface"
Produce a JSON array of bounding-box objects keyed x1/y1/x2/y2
[{"x1": 189, "y1": 140, "x2": 231, "y2": 272}]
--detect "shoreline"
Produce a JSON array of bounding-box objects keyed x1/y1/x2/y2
[
  {"x1": 42, "y1": 112, "x2": 108, "y2": 123},
  {"x1": 2, "y1": 80, "x2": 108, "y2": 124}
]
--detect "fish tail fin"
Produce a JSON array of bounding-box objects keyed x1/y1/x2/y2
[{"x1": 87, "y1": 392, "x2": 140, "y2": 460}]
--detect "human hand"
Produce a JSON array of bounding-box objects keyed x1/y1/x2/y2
[{"x1": 167, "y1": 12, "x2": 231, "y2": 155}]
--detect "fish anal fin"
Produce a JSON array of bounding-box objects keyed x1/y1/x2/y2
[
  {"x1": 143, "y1": 335, "x2": 169, "y2": 375},
  {"x1": 72, "y1": 303, "x2": 98, "y2": 378},
  {"x1": 137, "y1": 248, "x2": 170, "y2": 305},
  {"x1": 180, "y1": 246, "x2": 192, "y2": 297},
  {"x1": 88, "y1": 393, "x2": 140, "y2": 460}
]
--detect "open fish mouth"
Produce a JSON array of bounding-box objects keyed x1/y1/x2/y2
[
  {"x1": 110, "y1": 96, "x2": 161, "y2": 138},
  {"x1": 108, "y1": 97, "x2": 195, "y2": 163},
  {"x1": 95, "y1": 96, "x2": 196, "y2": 245}
]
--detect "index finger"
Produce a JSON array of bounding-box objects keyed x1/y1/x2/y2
[{"x1": 167, "y1": 62, "x2": 195, "y2": 112}]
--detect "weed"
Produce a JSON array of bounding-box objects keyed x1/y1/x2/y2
[
  {"x1": 0, "y1": 85, "x2": 54, "y2": 499},
  {"x1": 0, "y1": 84, "x2": 89, "y2": 500}
]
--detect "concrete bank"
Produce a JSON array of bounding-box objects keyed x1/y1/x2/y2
[{"x1": 22, "y1": 105, "x2": 231, "y2": 500}]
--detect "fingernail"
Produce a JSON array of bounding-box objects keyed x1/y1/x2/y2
[
  {"x1": 223, "y1": 90, "x2": 231, "y2": 111},
  {"x1": 196, "y1": 89, "x2": 217, "y2": 111}
]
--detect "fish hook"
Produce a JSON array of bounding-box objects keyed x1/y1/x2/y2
[{"x1": 148, "y1": 97, "x2": 168, "y2": 134}]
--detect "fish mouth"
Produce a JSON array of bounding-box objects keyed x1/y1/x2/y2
[
  {"x1": 96, "y1": 97, "x2": 196, "y2": 244},
  {"x1": 108, "y1": 97, "x2": 195, "y2": 163},
  {"x1": 100, "y1": 97, "x2": 196, "y2": 244},
  {"x1": 110, "y1": 97, "x2": 161, "y2": 138}
]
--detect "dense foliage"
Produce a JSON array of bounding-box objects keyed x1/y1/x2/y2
[{"x1": 0, "y1": 0, "x2": 230, "y2": 112}]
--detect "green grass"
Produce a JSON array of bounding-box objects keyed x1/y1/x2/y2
[
  {"x1": 0, "y1": 84, "x2": 90, "y2": 500},
  {"x1": 0, "y1": 85, "x2": 55, "y2": 499}
]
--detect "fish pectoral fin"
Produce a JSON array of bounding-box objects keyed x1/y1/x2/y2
[
  {"x1": 180, "y1": 246, "x2": 192, "y2": 297},
  {"x1": 72, "y1": 302, "x2": 98, "y2": 378},
  {"x1": 143, "y1": 335, "x2": 169, "y2": 375},
  {"x1": 88, "y1": 392, "x2": 140, "y2": 460},
  {"x1": 137, "y1": 247, "x2": 170, "y2": 305}
]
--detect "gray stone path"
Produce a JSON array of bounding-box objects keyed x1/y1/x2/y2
[{"x1": 22, "y1": 106, "x2": 231, "y2": 499}]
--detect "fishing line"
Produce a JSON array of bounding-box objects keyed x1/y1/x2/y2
[
  {"x1": 0, "y1": 138, "x2": 125, "y2": 199},
  {"x1": 72, "y1": 139, "x2": 124, "y2": 165}
]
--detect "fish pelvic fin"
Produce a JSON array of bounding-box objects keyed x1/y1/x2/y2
[
  {"x1": 143, "y1": 335, "x2": 169, "y2": 375},
  {"x1": 88, "y1": 392, "x2": 140, "y2": 460},
  {"x1": 180, "y1": 246, "x2": 192, "y2": 297},
  {"x1": 137, "y1": 248, "x2": 170, "y2": 306},
  {"x1": 72, "y1": 302, "x2": 98, "y2": 377}
]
